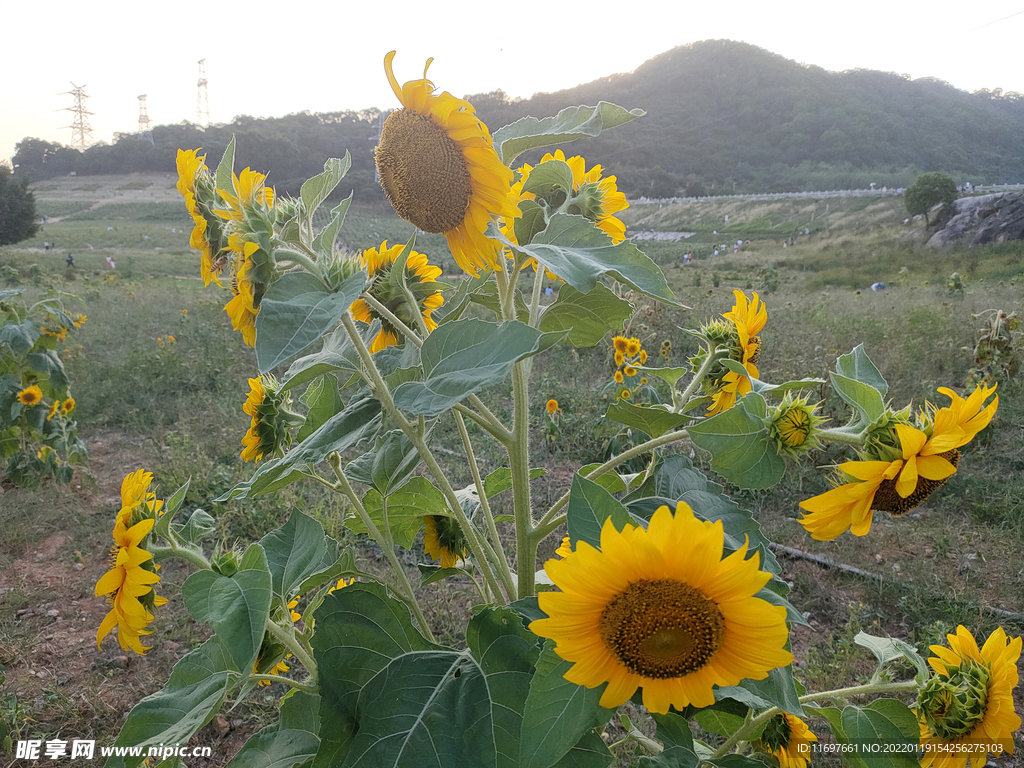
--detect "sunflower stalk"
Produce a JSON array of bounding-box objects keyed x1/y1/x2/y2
[
  {"x1": 359, "y1": 292, "x2": 423, "y2": 348},
  {"x1": 273, "y1": 247, "x2": 323, "y2": 280},
  {"x1": 265, "y1": 620, "x2": 318, "y2": 684},
  {"x1": 326, "y1": 452, "x2": 436, "y2": 642},
  {"x1": 149, "y1": 543, "x2": 211, "y2": 572},
  {"x1": 250, "y1": 674, "x2": 317, "y2": 692},
  {"x1": 339, "y1": 313, "x2": 507, "y2": 603},
  {"x1": 676, "y1": 343, "x2": 725, "y2": 410},
  {"x1": 816, "y1": 427, "x2": 869, "y2": 446}
]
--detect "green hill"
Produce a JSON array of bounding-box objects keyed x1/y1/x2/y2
[{"x1": 13, "y1": 40, "x2": 1024, "y2": 196}]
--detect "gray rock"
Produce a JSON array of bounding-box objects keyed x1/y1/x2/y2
[{"x1": 927, "y1": 193, "x2": 1024, "y2": 248}]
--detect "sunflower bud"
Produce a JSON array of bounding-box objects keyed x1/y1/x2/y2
[
  {"x1": 863, "y1": 405, "x2": 914, "y2": 462},
  {"x1": 211, "y1": 547, "x2": 241, "y2": 577},
  {"x1": 918, "y1": 659, "x2": 990, "y2": 740},
  {"x1": 321, "y1": 249, "x2": 364, "y2": 292},
  {"x1": 768, "y1": 394, "x2": 823, "y2": 457}
]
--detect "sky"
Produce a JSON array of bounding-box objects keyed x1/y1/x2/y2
[{"x1": 4, "y1": 0, "x2": 1023, "y2": 166}]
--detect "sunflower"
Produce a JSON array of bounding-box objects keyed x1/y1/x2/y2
[
  {"x1": 61, "y1": 397, "x2": 75, "y2": 415},
  {"x1": 935, "y1": 384, "x2": 998, "y2": 446},
  {"x1": 215, "y1": 167, "x2": 275, "y2": 221},
  {"x1": 118, "y1": 468, "x2": 162, "y2": 524},
  {"x1": 530, "y1": 501, "x2": 792, "y2": 713},
  {"x1": 375, "y1": 52, "x2": 519, "y2": 277},
  {"x1": 614, "y1": 351, "x2": 626, "y2": 367},
  {"x1": 72, "y1": 313, "x2": 87, "y2": 328},
  {"x1": 624, "y1": 365, "x2": 637, "y2": 377},
  {"x1": 612, "y1": 336, "x2": 629, "y2": 353},
  {"x1": 614, "y1": 370, "x2": 624, "y2": 384},
  {"x1": 16, "y1": 385, "x2": 43, "y2": 406},
  {"x1": 348, "y1": 241, "x2": 444, "y2": 353},
  {"x1": 46, "y1": 401, "x2": 59, "y2": 421},
  {"x1": 95, "y1": 515, "x2": 166, "y2": 654},
  {"x1": 769, "y1": 394, "x2": 823, "y2": 457},
  {"x1": 240, "y1": 376, "x2": 296, "y2": 463},
  {"x1": 707, "y1": 291, "x2": 767, "y2": 415},
  {"x1": 624, "y1": 337, "x2": 642, "y2": 357},
  {"x1": 176, "y1": 148, "x2": 224, "y2": 287},
  {"x1": 918, "y1": 626, "x2": 1021, "y2": 768},
  {"x1": 542, "y1": 150, "x2": 629, "y2": 242},
  {"x1": 620, "y1": 388, "x2": 631, "y2": 400},
  {"x1": 546, "y1": 399, "x2": 561, "y2": 415},
  {"x1": 225, "y1": 251, "x2": 260, "y2": 347},
  {"x1": 798, "y1": 421, "x2": 960, "y2": 540},
  {"x1": 755, "y1": 713, "x2": 818, "y2": 768},
  {"x1": 423, "y1": 515, "x2": 467, "y2": 569},
  {"x1": 256, "y1": 657, "x2": 292, "y2": 686}
]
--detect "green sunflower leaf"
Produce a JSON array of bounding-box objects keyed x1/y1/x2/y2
[
  {"x1": 298, "y1": 375, "x2": 343, "y2": 441},
  {"x1": 552, "y1": 730, "x2": 614, "y2": 768},
  {"x1": 514, "y1": 200, "x2": 548, "y2": 246},
  {"x1": 466, "y1": 607, "x2": 543, "y2": 768},
  {"x1": 841, "y1": 703, "x2": 918, "y2": 768},
  {"x1": 638, "y1": 712, "x2": 699, "y2": 768},
  {"x1": 255, "y1": 270, "x2": 368, "y2": 374},
  {"x1": 310, "y1": 583, "x2": 441, "y2": 767},
  {"x1": 469, "y1": 282, "x2": 531, "y2": 323},
  {"x1": 393, "y1": 319, "x2": 565, "y2": 417},
  {"x1": 520, "y1": 641, "x2": 615, "y2": 768},
  {"x1": 103, "y1": 638, "x2": 237, "y2": 768},
  {"x1": 494, "y1": 214, "x2": 678, "y2": 305},
  {"x1": 312, "y1": 193, "x2": 353, "y2": 259},
  {"x1": 522, "y1": 159, "x2": 575, "y2": 198},
  {"x1": 345, "y1": 429, "x2": 421, "y2": 495},
  {"x1": 605, "y1": 399, "x2": 691, "y2": 438},
  {"x1": 539, "y1": 283, "x2": 635, "y2": 347},
  {"x1": 854, "y1": 632, "x2": 930, "y2": 685},
  {"x1": 182, "y1": 543, "x2": 272, "y2": 674},
  {"x1": 347, "y1": 477, "x2": 446, "y2": 549},
  {"x1": 300, "y1": 154, "x2": 350, "y2": 220},
  {"x1": 716, "y1": 662, "x2": 804, "y2": 717},
  {"x1": 258, "y1": 512, "x2": 336, "y2": 602},
  {"x1": 566, "y1": 473, "x2": 634, "y2": 549},
  {"x1": 483, "y1": 467, "x2": 548, "y2": 498},
  {"x1": 831, "y1": 371, "x2": 886, "y2": 424},
  {"x1": 638, "y1": 365, "x2": 691, "y2": 389},
  {"x1": 494, "y1": 102, "x2": 645, "y2": 165},
  {"x1": 576, "y1": 463, "x2": 628, "y2": 494},
  {"x1": 687, "y1": 393, "x2": 785, "y2": 490},
  {"x1": 215, "y1": 136, "x2": 236, "y2": 198},
  {"x1": 218, "y1": 396, "x2": 381, "y2": 500},
  {"x1": 280, "y1": 325, "x2": 363, "y2": 392},
  {"x1": 0, "y1": 321, "x2": 39, "y2": 354},
  {"x1": 836, "y1": 344, "x2": 889, "y2": 396},
  {"x1": 223, "y1": 728, "x2": 319, "y2": 768}
]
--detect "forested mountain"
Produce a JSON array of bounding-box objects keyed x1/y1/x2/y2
[{"x1": 13, "y1": 40, "x2": 1024, "y2": 196}]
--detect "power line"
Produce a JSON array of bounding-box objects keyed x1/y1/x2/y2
[
  {"x1": 61, "y1": 82, "x2": 93, "y2": 150},
  {"x1": 968, "y1": 9, "x2": 1024, "y2": 31}
]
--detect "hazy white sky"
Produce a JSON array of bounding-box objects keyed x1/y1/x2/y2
[{"x1": 3, "y1": 0, "x2": 1022, "y2": 165}]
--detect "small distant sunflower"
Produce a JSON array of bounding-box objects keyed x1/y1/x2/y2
[
  {"x1": 375, "y1": 52, "x2": 519, "y2": 277},
  {"x1": 72, "y1": 313, "x2": 87, "y2": 328},
  {"x1": 61, "y1": 397, "x2": 76, "y2": 415},
  {"x1": 755, "y1": 713, "x2": 818, "y2": 768},
  {"x1": 16, "y1": 385, "x2": 43, "y2": 407},
  {"x1": 530, "y1": 502, "x2": 792, "y2": 713},
  {"x1": 348, "y1": 241, "x2": 444, "y2": 353},
  {"x1": 620, "y1": 388, "x2": 631, "y2": 400},
  {"x1": 546, "y1": 399, "x2": 561, "y2": 415},
  {"x1": 918, "y1": 625, "x2": 1021, "y2": 768},
  {"x1": 624, "y1": 337, "x2": 642, "y2": 357},
  {"x1": 423, "y1": 515, "x2": 468, "y2": 569},
  {"x1": 614, "y1": 351, "x2": 626, "y2": 367},
  {"x1": 614, "y1": 370, "x2": 624, "y2": 384},
  {"x1": 624, "y1": 365, "x2": 637, "y2": 377},
  {"x1": 612, "y1": 336, "x2": 629, "y2": 354},
  {"x1": 46, "y1": 401, "x2": 59, "y2": 421}
]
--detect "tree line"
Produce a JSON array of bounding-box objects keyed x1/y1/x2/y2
[{"x1": 12, "y1": 40, "x2": 1024, "y2": 197}]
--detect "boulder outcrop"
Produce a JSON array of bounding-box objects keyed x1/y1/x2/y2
[{"x1": 926, "y1": 193, "x2": 1024, "y2": 248}]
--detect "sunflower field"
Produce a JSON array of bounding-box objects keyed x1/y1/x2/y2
[{"x1": 5, "y1": 52, "x2": 1021, "y2": 768}]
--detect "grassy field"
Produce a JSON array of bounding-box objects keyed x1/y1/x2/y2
[{"x1": 1, "y1": 175, "x2": 1022, "y2": 765}]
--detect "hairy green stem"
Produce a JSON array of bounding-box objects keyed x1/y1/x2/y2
[
  {"x1": 274, "y1": 247, "x2": 322, "y2": 278},
  {"x1": 528, "y1": 265, "x2": 545, "y2": 327},
  {"x1": 676, "y1": 345, "x2": 722, "y2": 407},
  {"x1": 266, "y1": 620, "x2": 318, "y2": 683},
  {"x1": 817, "y1": 428, "x2": 869, "y2": 447},
  {"x1": 360, "y1": 293, "x2": 423, "y2": 347},
  {"x1": 454, "y1": 411, "x2": 517, "y2": 599},
  {"x1": 149, "y1": 544, "x2": 211, "y2": 571},
  {"x1": 534, "y1": 428, "x2": 691, "y2": 539},
  {"x1": 339, "y1": 313, "x2": 505, "y2": 604},
  {"x1": 250, "y1": 674, "x2": 317, "y2": 692},
  {"x1": 327, "y1": 453, "x2": 436, "y2": 642}
]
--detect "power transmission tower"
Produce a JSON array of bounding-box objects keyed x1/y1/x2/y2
[
  {"x1": 62, "y1": 82, "x2": 93, "y2": 150},
  {"x1": 196, "y1": 59, "x2": 211, "y2": 126},
  {"x1": 137, "y1": 94, "x2": 152, "y2": 132}
]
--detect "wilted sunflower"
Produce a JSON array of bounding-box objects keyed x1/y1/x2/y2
[
  {"x1": 755, "y1": 713, "x2": 818, "y2": 768},
  {"x1": 918, "y1": 625, "x2": 1020, "y2": 768},
  {"x1": 375, "y1": 52, "x2": 519, "y2": 277},
  {"x1": 530, "y1": 502, "x2": 792, "y2": 714},
  {"x1": 423, "y1": 515, "x2": 468, "y2": 569},
  {"x1": 16, "y1": 385, "x2": 43, "y2": 407},
  {"x1": 348, "y1": 241, "x2": 444, "y2": 352}
]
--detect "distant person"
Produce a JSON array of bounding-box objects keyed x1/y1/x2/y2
[
  {"x1": 106, "y1": 256, "x2": 116, "y2": 270},
  {"x1": 66, "y1": 253, "x2": 74, "y2": 268}
]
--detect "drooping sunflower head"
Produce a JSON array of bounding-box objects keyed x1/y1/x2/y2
[
  {"x1": 221, "y1": 233, "x2": 274, "y2": 348},
  {"x1": 348, "y1": 241, "x2": 444, "y2": 353},
  {"x1": 16, "y1": 384, "x2": 43, "y2": 407},
  {"x1": 423, "y1": 514, "x2": 468, "y2": 569},
  {"x1": 176, "y1": 148, "x2": 228, "y2": 286},
  {"x1": 375, "y1": 52, "x2": 519, "y2": 277},
  {"x1": 769, "y1": 393, "x2": 824, "y2": 457},
  {"x1": 531, "y1": 501, "x2": 793, "y2": 714},
  {"x1": 241, "y1": 375, "x2": 298, "y2": 463},
  {"x1": 755, "y1": 713, "x2": 817, "y2": 768},
  {"x1": 918, "y1": 625, "x2": 1021, "y2": 767}
]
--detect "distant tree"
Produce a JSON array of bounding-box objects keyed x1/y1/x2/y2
[
  {"x1": 904, "y1": 172, "x2": 958, "y2": 227},
  {"x1": 0, "y1": 164, "x2": 39, "y2": 246}
]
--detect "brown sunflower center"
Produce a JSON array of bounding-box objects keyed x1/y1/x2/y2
[
  {"x1": 872, "y1": 449, "x2": 960, "y2": 515},
  {"x1": 599, "y1": 579, "x2": 725, "y2": 679},
  {"x1": 375, "y1": 109, "x2": 473, "y2": 234}
]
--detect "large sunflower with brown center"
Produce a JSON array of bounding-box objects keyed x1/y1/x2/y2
[
  {"x1": 530, "y1": 501, "x2": 793, "y2": 714},
  {"x1": 375, "y1": 52, "x2": 520, "y2": 277}
]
